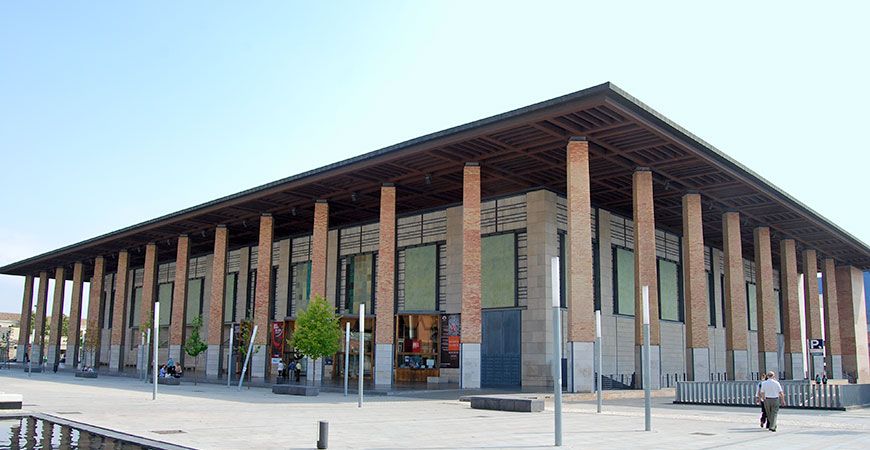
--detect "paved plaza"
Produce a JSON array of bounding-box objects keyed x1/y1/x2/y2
[{"x1": 1, "y1": 370, "x2": 868, "y2": 449}]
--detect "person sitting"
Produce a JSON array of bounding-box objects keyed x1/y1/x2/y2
[
  {"x1": 173, "y1": 362, "x2": 183, "y2": 378},
  {"x1": 159, "y1": 365, "x2": 167, "y2": 378}
]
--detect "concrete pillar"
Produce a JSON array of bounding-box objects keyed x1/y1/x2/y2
[
  {"x1": 85, "y1": 257, "x2": 105, "y2": 368},
  {"x1": 802, "y1": 249, "x2": 823, "y2": 378},
  {"x1": 46, "y1": 267, "x2": 67, "y2": 370},
  {"x1": 15, "y1": 275, "x2": 34, "y2": 363},
  {"x1": 524, "y1": 190, "x2": 559, "y2": 387},
  {"x1": 311, "y1": 200, "x2": 329, "y2": 298},
  {"x1": 632, "y1": 167, "x2": 660, "y2": 388},
  {"x1": 722, "y1": 212, "x2": 748, "y2": 380},
  {"x1": 252, "y1": 214, "x2": 274, "y2": 381},
  {"x1": 566, "y1": 137, "x2": 595, "y2": 392},
  {"x1": 753, "y1": 227, "x2": 778, "y2": 375},
  {"x1": 206, "y1": 225, "x2": 228, "y2": 379},
  {"x1": 32, "y1": 271, "x2": 50, "y2": 366},
  {"x1": 136, "y1": 243, "x2": 158, "y2": 373},
  {"x1": 821, "y1": 258, "x2": 842, "y2": 378},
  {"x1": 835, "y1": 265, "x2": 870, "y2": 383},
  {"x1": 67, "y1": 262, "x2": 85, "y2": 369},
  {"x1": 682, "y1": 192, "x2": 709, "y2": 381},
  {"x1": 780, "y1": 239, "x2": 803, "y2": 379},
  {"x1": 374, "y1": 183, "x2": 396, "y2": 387},
  {"x1": 170, "y1": 236, "x2": 190, "y2": 363},
  {"x1": 461, "y1": 162, "x2": 482, "y2": 389},
  {"x1": 109, "y1": 250, "x2": 129, "y2": 372}
]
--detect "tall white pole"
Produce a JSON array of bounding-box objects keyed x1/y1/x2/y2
[
  {"x1": 595, "y1": 310, "x2": 602, "y2": 413},
  {"x1": 227, "y1": 326, "x2": 234, "y2": 388},
  {"x1": 344, "y1": 321, "x2": 350, "y2": 397},
  {"x1": 642, "y1": 285, "x2": 651, "y2": 431},
  {"x1": 144, "y1": 328, "x2": 151, "y2": 383},
  {"x1": 152, "y1": 303, "x2": 159, "y2": 400},
  {"x1": 358, "y1": 304, "x2": 364, "y2": 408},
  {"x1": 238, "y1": 325, "x2": 258, "y2": 391},
  {"x1": 550, "y1": 257, "x2": 562, "y2": 446}
]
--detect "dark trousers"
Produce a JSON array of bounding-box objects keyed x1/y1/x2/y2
[
  {"x1": 760, "y1": 403, "x2": 767, "y2": 425},
  {"x1": 763, "y1": 398, "x2": 780, "y2": 431}
]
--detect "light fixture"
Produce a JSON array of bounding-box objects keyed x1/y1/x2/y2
[
  {"x1": 291, "y1": 207, "x2": 297, "y2": 217},
  {"x1": 425, "y1": 173, "x2": 432, "y2": 185},
  {"x1": 351, "y1": 192, "x2": 358, "y2": 202}
]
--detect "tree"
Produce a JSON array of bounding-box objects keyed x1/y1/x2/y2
[
  {"x1": 184, "y1": 315, "x2": 208, "y2": 385},
  {"x1": 291, "y1": 295, "x2": 341, "y2": 383},
  {"x1": 82, "y1": 329, "x2": 100, "y2": 370}
]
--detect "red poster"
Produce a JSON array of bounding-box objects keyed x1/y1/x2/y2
[{"x1": 271, "y1": 322, "x2": 284, "y2": 358}]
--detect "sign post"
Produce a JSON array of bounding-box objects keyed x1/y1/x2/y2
[
  {"x1": 595, "y1": 310, "x2": 602, "y2": 413},
  {"x1": 238, "y1": 325, "x2": 258, "y2": 391},
  {"x1": 642, "y1": 285, "x2": 651, "y2": 432},
  {"x1": 550, "y1": 257, "x2": 563, "y2": 447},
  {"x1": 344, "y1": 322, "x2": 350, "y2": 397}
]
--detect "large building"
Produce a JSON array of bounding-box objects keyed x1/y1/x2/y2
[{"x1": 2, "y1": 83, "x2": 869, "y2": 390}]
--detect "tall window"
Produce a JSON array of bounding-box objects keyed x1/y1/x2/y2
[
  {"x1": 129, "y1": 286, "x2": 142, "y2": 328},
  {"x1": 558, "y1": 233, "x2": 567, "y2": 308},
  {"x1": 707, "y1": 271, "x2": 716, "y2": 326},
  {"x1": 482, "y1": 233, "x2": 517, "y2": 308},
  {"x1": 246, "y1": 269, "x2": 256, "y2": 319},
  {"x1": 343, "y1": 253, "x2": 375, "y2": 314},
  {"x1": 223, "y1": 273, "x2": 237, "y2": 323},
  {"x1": 158, "y1": 282, "x2": 173, "y2": 326},
  {"x1": 746, "y1": 282, "x2": 758, "y2": 331},
  {"x1": 613, "y1": 247, "x2": 635, "y2": 316},
  {"x1": 269, "y1": 266, "x2": 278, "y2": 320},
  {"x1": 402, "y1": 244, "x2": 438, "y2": 311},
  {"x1": 291, "y1": 261, "x2": 311, "y2": 315},
  {"x1": 775, "y1": 288, "x2": 783, "y2": 333},
  {"x1": 720, "y1": 274, "x2": 726, "y2": 328},
  {"x1": 186, "y1": 278, "x2": 204, "y2": 324},
  {"x1": 657, "y1": 259, "x2": 682, "y2": 322}
]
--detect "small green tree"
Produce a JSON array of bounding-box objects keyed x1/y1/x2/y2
[
  {"x1": 291, "y1": 295, "x2": 341, "y2": 383},
  {"x1": 184, "y1": 315, "x2": 208, "y2": 385},
  {"x1": 82, "y1": 329, "x2": 100, "y2": 369}
]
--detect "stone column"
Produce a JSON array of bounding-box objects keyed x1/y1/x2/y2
[
  {"x1": 374, "y1": 183, "x2": 396, "y2": 387},
  {"x1": 252, "y1": 214, "x2": 274, "y2": 381},
  {"x1": 802, "y1": 249, "x2": 823, "y2": 378},
  {"x1": 753, "y1": 227, "x2": 778, "y2": 374},
  {"x1": 821, "y1": 258, "x2": 842, "y2": 378},
  {"x1": 109, "y1": 251, "x2": 129, "y2": 373},
  {"x1": 566, "y1": 138, "x2": 595, "y2": 392},
  {"x1": 461, "y1": 162, "x2": 482, "y2": 389},
  {"x1": 310, "y1": 200, "x2": 329, "y2": 298},
  {"x1": 780, "y1": 239, "x2": 803, "y2": 379},
  {"x1": 835, "y1": 265, "x2": 870, "y2": 383},
  {"x1": 67, "y1": 262, "x2": 85, "y2": 369},
  {"x1": 170, "y1": 236, "x2": 190, "y2": 363},
  {"x1": 15, "y1": 275, "x2": 34, "y2": 362},
  {"x1": 682, "y1": 192, "x2": 709, "y2": 381},
  {"x1": 136, "y1": 243, "x2": 157, "y2": 373},
  {"x1": 207, "y1": 225, "x2": 228, "y2": 379},
  {"x1": 32, "y1": 271, "x2": 50, "y2": 367},
  {"x1": 722, "y1": 212, "x2": 748, "y2": 380},
  {"x1": 86, "y1": 257, "x2": 105, "y2": 368},
  {"x1": 46, "y1": 267, "x2": 66, "y2": 370},
  {"x1": 633, "y1": 167, "x2": 660, "y2": 388}
]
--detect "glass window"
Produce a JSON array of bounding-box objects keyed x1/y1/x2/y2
[
  {"x1": 292, "y1": 261, "x2": 311, "y2": 315},
  {"x1": 270, "y1": 266, "x2": 278, "y2": 320},
  {"x1": 186, "y1": 278, "x2": 204, "y2": 325},
  {"x1": 775, "y1": 288, "x2": 783, "y2": 334},
  {"x1": 658, "y1": 260, "x2": 681, "y2": 322},
  {"x1": 403, "y1": 245, "x2": 438, "y2": 311},
  {"x1": 157, "y1": 282, "x2": 173, "y2": 326},
  {"x1": 746, "y1": 282, "x2": 758, "y2": 331},
  {"x1": 129, "y1": 287, "x2": 142, "y2": 328},
  {"x1": 482, "y1": 234, "x2": 516, "y2": 308},
  {"x1": 707, "y1": 271, "x2": 716, "y2": 326},
  {"x1": 345, "y1": 254, "x2": 374, "y2": 314},
  {"x1": 395, "y1": 315, "x2": 439, "y2": 371},
  {"x1": 614, "y1": 247, "x2": 635, "y2": 316},
  {"x1": 223, "y1": 273, "x2": 237, "y2": 323},
  {"x1": 246, "y1": 269, "x2": 256, "y2": 319}
]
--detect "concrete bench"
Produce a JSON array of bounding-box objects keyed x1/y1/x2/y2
[
  {"x1": 0, "y1": 392, "x2": 23, "y2": 410},
  {"x1": 272, "y1": 384, "x2": 319, "y2": 396},
  {"x1": 23, "y1": 366, "x2": 42, "y2": 373},
  {"x1": 158, "y1": 377, "x2": 181, "y2": 385},
  {"x1": 468, "y1": 395, "x2": 544, "y2": 413},
  {"x1": 75, "y1": 371, "x2": 98, "y2": 379}
]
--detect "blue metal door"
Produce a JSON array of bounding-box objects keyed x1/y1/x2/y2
[{"x1": 481, "y1": 309, "x2": 521, "y2": 387}]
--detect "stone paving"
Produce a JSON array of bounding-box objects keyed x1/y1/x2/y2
[{"x1": 0, "y1": 369, "x2": 867, "y2": 449}]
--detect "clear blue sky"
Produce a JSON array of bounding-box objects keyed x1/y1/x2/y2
[{"x1": 1, "y1": 1, "x2": 868, "y2": 315}]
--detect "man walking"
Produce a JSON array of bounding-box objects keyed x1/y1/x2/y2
[{"x1": 759, "y1": 371, "x2": 787, "y2": 431}]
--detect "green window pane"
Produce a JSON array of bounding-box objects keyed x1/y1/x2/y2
[
  {"x1": 223, "y1": 273, "x2": 237, "y2": 323},
  {"x1": 293, "y1": 262, "x2": 311, "y2": 314},
  {"x1": 403, "y1": 245, "x2": 437, "y2": 311},
  {"x1": 482, "y1": 234, "x2": 516, "y2": 308},
  {"x1": 186, "y1": 278, "x2": 203, "y2": 325},
  {"x1": 747, "y1": 283, "x2": 757, "y2": 331},
  {"x1": 349, "y1": 254, "x2": 374, "y2": 314},
  {"x1": 615, "y1": 248, "x2": 635, "y2": 316},
  {"x1": 158, "y1": 283, "x2": 173, "y2": 326},
  {"x1": 774, "y1": 289, "x2": 782, "y2": 334},
  {"x1": 658, "y1": 260, "x2": 680, "y2": 321},
  {"x1": 130, "y1": 287, "x2": 142, "y2": 327}
]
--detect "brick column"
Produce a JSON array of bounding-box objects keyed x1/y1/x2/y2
[
  {"x1": 682, "y1": 192, "x2": 709, "y2": 381},
  {"x1": 109, "y1": 250, "x2": 129, "y2": 372},
  {"x1": 310, "y1": 200, "x2": 329, "y2": 298},
  {"x1": 374, "y1": 184, "x2": 397, "y2": 387},
  {"x1": 67, "y1": 262, "x2": 84, "y2": 369},
  {"x1": 85, "y1": 257, "x2": 105, "y2": 368},
  {"x1": 779, "y1": 239, "x2": 803, "y2": 378},
  {"x1": 461, "y1": 162, "x2": 482, "y2": 389},
  {"x1": 753, "y1": 227, "x2": 778, "y2": 374},
  {"x1": 170, "y1": 236, "x2": 190, "y2": 363},
  {"x1": 46, "y1": 267, "x2": 67, "y2": 370},
  {"x1": 252, "y1": 214, "x2": 273, "y2": 380},
  {"x1": 31, "y1": 271, "x2": 49, "y2": 368},
  {"x1": 206, "y1": 225, "x2": 228, "y2": 379},
  {"x1": 566, "y1": 137, "x2": 595, "y2": 392},
  {"x1": 835, "y1": 265, "x2": 870, "y2": 383},
  {"x1": 632, "y1": 167, "x2": 660, "y2": 388},
  {"x1": 802, "y1": 249, "x2": 823, "y2": 378},
  {"x1": 15, "y1": 275, "x2": 34, "y2": 363},
  {"x1": 821, "y1": 258, "x2": 842, "y2": 378},
  {"x1": 135, "y1": 243, "x2": 157, "y2": 373},
  {"x1": 722, "y1": 212, "x2": 749, "y2": 380}
]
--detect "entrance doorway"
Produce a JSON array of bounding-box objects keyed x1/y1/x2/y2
[{"x1": 481, "y1": 309, "x2": 521, "y2": 387}]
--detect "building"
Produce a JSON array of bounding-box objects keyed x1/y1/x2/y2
[
  {"x1": 0, "y1": 312, "x2": 21, "y2": 362},
  {"x1": 2, "y1": 83, "x2": 869, "y2": 389}
]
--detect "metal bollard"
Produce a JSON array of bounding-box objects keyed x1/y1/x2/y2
[{"x1": 317, "y1": 421, "x2": 329, "y2": 449}]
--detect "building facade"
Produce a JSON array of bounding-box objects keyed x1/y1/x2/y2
[{"x1": 3, "y1": 83, "x2": 869, "y2": 390}]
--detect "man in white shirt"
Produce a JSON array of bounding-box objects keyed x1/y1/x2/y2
[{"x1": 758, "y1": 371, "x2": 787, "y2": 431}]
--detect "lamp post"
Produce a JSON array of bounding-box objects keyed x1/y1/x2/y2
[{"x1": 550, "y1": 257, "x2": 563, "y2": 446}]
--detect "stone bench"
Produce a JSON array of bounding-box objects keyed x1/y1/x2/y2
[
  {"x1": 75, "y1": 371, "x2": 98, "y2": 379},
  {"x1": 23, "y1": 366, "x2": 42, "y2": 373},
  {"x1": 0, "y1": 392, "x2": 23, "y2": 410},
  {"x1": 468, "y1": 395, "x2": 544, "y2": 413},
  {"x1": 272, "y1": 384, "x2": 319, "y2": 396},
  {"x1": 158, "y1": 377, "x2": 181, "y2": 385}
]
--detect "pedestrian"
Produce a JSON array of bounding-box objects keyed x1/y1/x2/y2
[
  {"x1": 815, "y1": 373, "x2": 822, "y2": 385},
  {"x1": 756, "y1": 373, "x2": 768, "y2": 428},
  {"x1": 760, "y1": 371, "x2": 787, "y2": 432},
  {"x1": 276, "y1": 359, "x2": 285, "y2": 382},
  {"x1": 822, "y1": 373, "x2": 828, "y2": 385}
]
